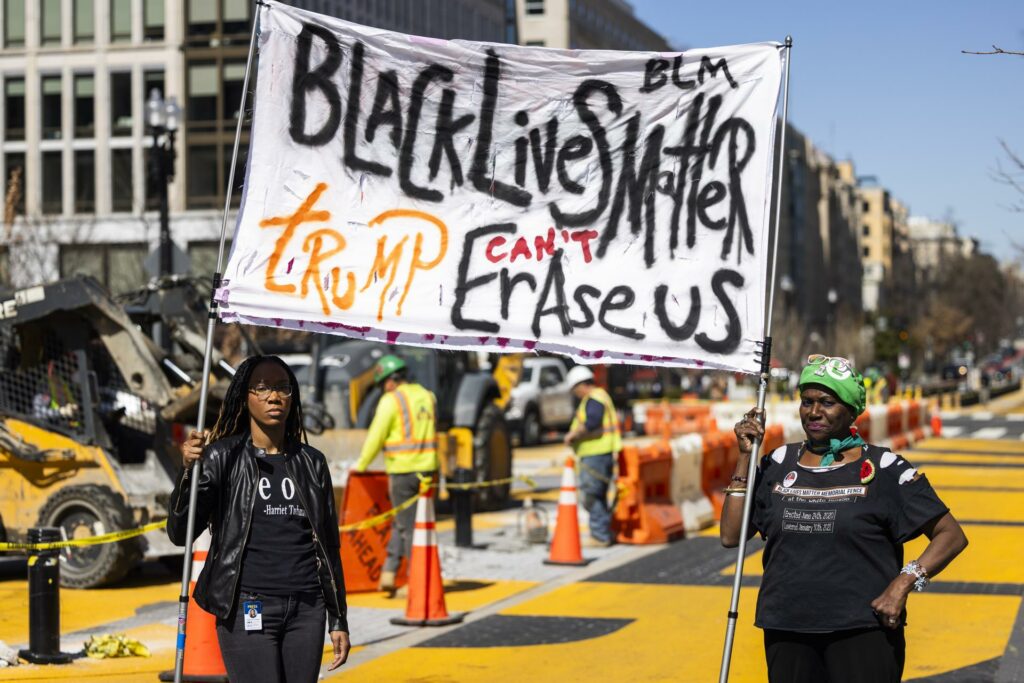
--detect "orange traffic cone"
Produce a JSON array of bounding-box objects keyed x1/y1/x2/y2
[
  {"x1": 931, "y1": 412, "x2": 942, "y2": 438},
  {"x1": 158, "y1": 530, "x2": 228, "y2": 682},
  {"x1": 390, "y1": 486, "x2": 465, "y2": 627},
  {"x1": 543, "y1": 457, "x2": 592, "y2": 566}
]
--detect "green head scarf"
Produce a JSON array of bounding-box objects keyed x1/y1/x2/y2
[
  {"x1": 799, "y1": 356, "x2": 867, "y2": 466},
  {"x1": 798, "y1": 355, "x2": 866, "y2": 417}
]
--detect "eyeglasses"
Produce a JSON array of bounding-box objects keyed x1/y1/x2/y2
[
  {"x1": 249, "y1": 383, "x2": 293, "y2": 400},
  {"x1": 807, "y1": 354, "x2": 853, "y2": 375}
]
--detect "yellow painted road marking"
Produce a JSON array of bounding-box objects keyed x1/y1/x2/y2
[
  {"x1": 916, "y1": 438, "x2": 1024, "y2": 454},
  {"x1": 904, "y1": 525, "x2": 1024, "y2": 584},
  {"x1": 343, "y1": 584, "x2": 768, "y2": 683},
  {"x1": 347, "y1": 579, "x2": 536, "y2": 612},
  {"x1": 924, "y1": 464, "x2": 1024, "y2": 490},
  {"x1": 0, "y1": 577, "x2": 177, "y2": 645},
  {"x1": 938, "y1": 489, "x2": 1024, "y2": 523},
  {"x1": 0, "y1": 623, "x2": 174, "y2": 681},
  {"x1": 908, "y1": 453, "x2": 1024, "y2": 465},
  {"x1": 342, "y1": 582, "x2": 1020, "y2": 682}
]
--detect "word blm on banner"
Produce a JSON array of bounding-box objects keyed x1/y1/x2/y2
[{"x1": 216, "y1": 1, "x2": 784, "y2": 373}]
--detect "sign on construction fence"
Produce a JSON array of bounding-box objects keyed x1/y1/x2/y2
[{"x1": 216, "y1": 1, "x2": 784, "y2": 373}]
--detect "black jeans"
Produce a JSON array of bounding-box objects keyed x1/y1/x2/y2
[
  {"x1": 764, "y1": 627, "x2": 905, "y2": 683},
  {"x1": 216, "y1": 591, "x2": 326, "y2": 683}
]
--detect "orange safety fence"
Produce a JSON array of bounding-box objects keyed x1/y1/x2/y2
[{"x1": 612, "y1": 442, "x2": 684, "y2": 544}]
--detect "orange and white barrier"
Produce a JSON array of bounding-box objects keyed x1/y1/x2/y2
[
  {"x1": 158, "y1": 530, "x2": 228, "y2": 682},
  {"x1": 390, "y1": 486, "x2": 464, "y2": 627}
]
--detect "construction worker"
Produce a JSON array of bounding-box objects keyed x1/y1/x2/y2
[
  {"x1": 562, "y1": 365, "x2": 622, "y2": 547},
  {"x1": 353, "y1": 354, "x2": 438, "y2": 593}
]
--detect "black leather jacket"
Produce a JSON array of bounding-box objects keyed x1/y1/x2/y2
[{"x1": 167, "y1": 435, "x2": 348, "y2": 633}]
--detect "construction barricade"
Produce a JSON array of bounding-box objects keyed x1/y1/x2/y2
[
  {"x1": 612, "y1": 442, "x2": 685, "y2": 544},
  {"x1": 669, "y1": 434, "x2": 714, "y2": 533},
  {"x1": 339, "y1": 471, "x2": 407, "y2": 593}
]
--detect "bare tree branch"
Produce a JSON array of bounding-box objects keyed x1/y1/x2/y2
[{"x1": 962, "y1": 44, "x2": 1024, "y2": 56}]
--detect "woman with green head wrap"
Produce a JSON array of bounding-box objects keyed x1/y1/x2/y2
[{"x1": 720, "y1": 354, "x2": 968, "y2": 683}]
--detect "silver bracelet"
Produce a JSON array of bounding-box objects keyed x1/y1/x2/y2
[{"x1": 900, "y1": 560, "x2": 929, "y2": 591}]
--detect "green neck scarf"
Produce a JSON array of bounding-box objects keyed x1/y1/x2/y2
[{"x1": 807, "y1": 433, "x2": 866, "y2": 467}]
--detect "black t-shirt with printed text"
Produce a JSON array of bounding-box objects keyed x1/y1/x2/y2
[
  {"x1": 751, "y1": 442, "x2": 948, "y2": 633},
  {"x1": 238, "y1": 451, "x2": 321, "y2": 595}
]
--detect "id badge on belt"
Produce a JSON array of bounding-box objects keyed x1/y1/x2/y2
[{"x1": 243, "y1": 600, "x2": 263, "y2": 631}]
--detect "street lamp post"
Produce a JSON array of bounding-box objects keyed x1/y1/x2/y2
[{"x1": 146, "y1": 89, "x2": 180, "y2": 351}]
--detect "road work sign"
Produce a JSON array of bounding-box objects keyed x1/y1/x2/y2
[{"x1": 217, "y1": 1, "x2": 783, "y2": 373}]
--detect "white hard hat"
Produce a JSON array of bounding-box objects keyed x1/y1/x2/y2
[{"x1": 565, "y1": 365, "x2": 595, "y2": 388}]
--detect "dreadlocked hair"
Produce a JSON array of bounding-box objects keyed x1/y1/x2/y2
[{"x1": 208, "y1": 355, "x2": 308, "y2": 446}]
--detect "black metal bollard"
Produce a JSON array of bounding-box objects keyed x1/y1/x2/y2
[
  {"x1": 451, "y1": 468, "x2": 474, "y2": 548},
  {"x1": 19, "y1": 527, "x2": 73, "y2": 665}
]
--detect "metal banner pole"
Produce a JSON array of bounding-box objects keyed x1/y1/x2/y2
[
  {"x1": 173, "y1": 5, "x2": 262, "y2": 682},
  {"x1": 717, "y1": 35, "x2": 792, "y2": 683}
]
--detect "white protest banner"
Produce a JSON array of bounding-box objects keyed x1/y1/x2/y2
[{"x1": 216, "y1": 1, "x2": 784, "y2": 373}]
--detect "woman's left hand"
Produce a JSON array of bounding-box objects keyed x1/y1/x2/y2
[
  {"x1": 870, "y1": 574, "x2": 914, "y2": 629},
  {"x1": 327, "y1": 630, "x2": 350, "y2": 670}
]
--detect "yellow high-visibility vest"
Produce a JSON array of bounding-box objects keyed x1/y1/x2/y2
[
  {"x1": 569, "y1": 387, "x2": 622, "y2": 457},
  {"x1": 366, "y1": 382, "x2": 438, "y2": 474}
]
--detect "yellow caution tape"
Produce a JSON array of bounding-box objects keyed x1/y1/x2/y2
[
  {"x1": 83, "y1": 633, "x2": 151, "y2": 659},
  {"x1": 444, "y1": 474, "x2": 537, "y2": 490},
  {"x1": 1, "y1": 474, "x2": 543, "y2": 547},
  {"x1": 0, "y1": 521, "x2": 168, "y2": 552}
]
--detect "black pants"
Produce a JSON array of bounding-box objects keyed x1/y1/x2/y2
[
  {"x1": 216, "y1": 591, "x2": 326, "y2": 683},
  {"x1": 764, "y1": 627, "x2": 905, "y2": 683}
]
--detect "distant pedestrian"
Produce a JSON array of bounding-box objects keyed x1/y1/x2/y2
[
  {"x1": 721, "y1": 354, "x2": 968, "y2": 683},
  {"x1": 563, "y1": 366, "x2": 622, "y2": 547},
  {"x1": 168, "y1": 355, "x2": 350, "y2": 682},
  {"x1": 352, "y1": 354, "x2": 438, "y2": 594}
]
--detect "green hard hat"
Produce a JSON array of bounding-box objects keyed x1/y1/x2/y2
[{"x1": 373, "y1": 354, "x2": 406, "y2": 383}]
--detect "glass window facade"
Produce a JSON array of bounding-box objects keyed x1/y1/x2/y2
[
  {"x1": 144, "y1": 0, "x2": 165, "y2": 41},
  {"x1": 41, "y1": 151, "x2": 63, "y2": 215},
  {"x1": 111, "y1": 0, "x2": 132, "y2": 43},
  {"x1": 41, "y1": 75, "x2": 62, "y2": 140},
  {"x1": 4, "y1": 0, "x2": 26, "y2": 47},
  {"x1": 73, "y1": 0, "x2": 94, "y2": 43},
  {"x1": 187, "y1": 63, "x2": 218, "y2": 128},
  {"x1": 41, "y1": 0, "x2": 62, "y2": 45},
  {"x1": 4, "y1": 79, "x2": 25, "y2": 141},
  {"x1": 111, "y1": 149, "x2": 133, "y2": 212},
  {"x1": 74, "y1": 150, "x2": 95, "y2": 213},
  {"x1": 74, "y1": 74, "x2": 95, "y2": 138},
  {"x1": 110, "y1": 72, "x2": 132, "y2": 136},
  {"x1": 187, "y1": 145, "x2": 218, "y2": 208},
  {"x1": 60, "y1": 244, "x2": 148, "y2": 294},
  {"x1": 3, "y1": 152, "x2": 26, "y2": 216}
]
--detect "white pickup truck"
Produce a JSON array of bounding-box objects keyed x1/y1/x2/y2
[{"x1": 505, "y1": 357, "x2": 577, "y2": 446}]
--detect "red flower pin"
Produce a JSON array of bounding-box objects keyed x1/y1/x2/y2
[{"x1": 860, "y1": 459, "x2": 876, "y2": 484}]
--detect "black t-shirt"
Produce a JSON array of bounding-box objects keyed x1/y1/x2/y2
[
  {"x1": 751, "y1": 442, "x2": 948, "y2": 633},
  {"x1": 238, "y1": 451, "x2": 321, "y2": 595}
]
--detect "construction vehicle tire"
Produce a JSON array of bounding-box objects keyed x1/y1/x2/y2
[
  {"x1": 473, "y1": 403, "x2": 512, "y2": 510},
  {"x1": 36, "y1": 485, "x2": 142, "y2": 588}
]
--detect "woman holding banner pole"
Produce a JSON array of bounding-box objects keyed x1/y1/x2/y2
[
  {"x1": 168, "y1": 355, "x2": 350, "y2": 681},
  {"x1": 720, "y1": 354, "x2": 968, "y2": 682}
]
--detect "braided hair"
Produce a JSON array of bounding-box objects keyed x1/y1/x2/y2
[{"x1": 208, "y1": 355, "x2": 308, "y2": 446}]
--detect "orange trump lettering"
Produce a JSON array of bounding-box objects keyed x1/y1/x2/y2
[
  {"x1": 260, "y1": 183, "x2": 331, "y2": 294},
  {"x1": 365, "y1": 209, "x2": 449, "y2": 321},
  {"x1": 301, "y1": 229, "x2": 356, "y2": 315}
]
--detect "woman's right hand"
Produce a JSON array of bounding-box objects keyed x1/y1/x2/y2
[
  {"x1": 182, "y1": 430, "x2": 208, "y2": 470},
  {"x1": 734, "y1": 408, "x2": 765, "y2": 455}
]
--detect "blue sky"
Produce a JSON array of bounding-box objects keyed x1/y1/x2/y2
[{"x1": 630, "y1": 0, "x2": 1024, "y2": 259}]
